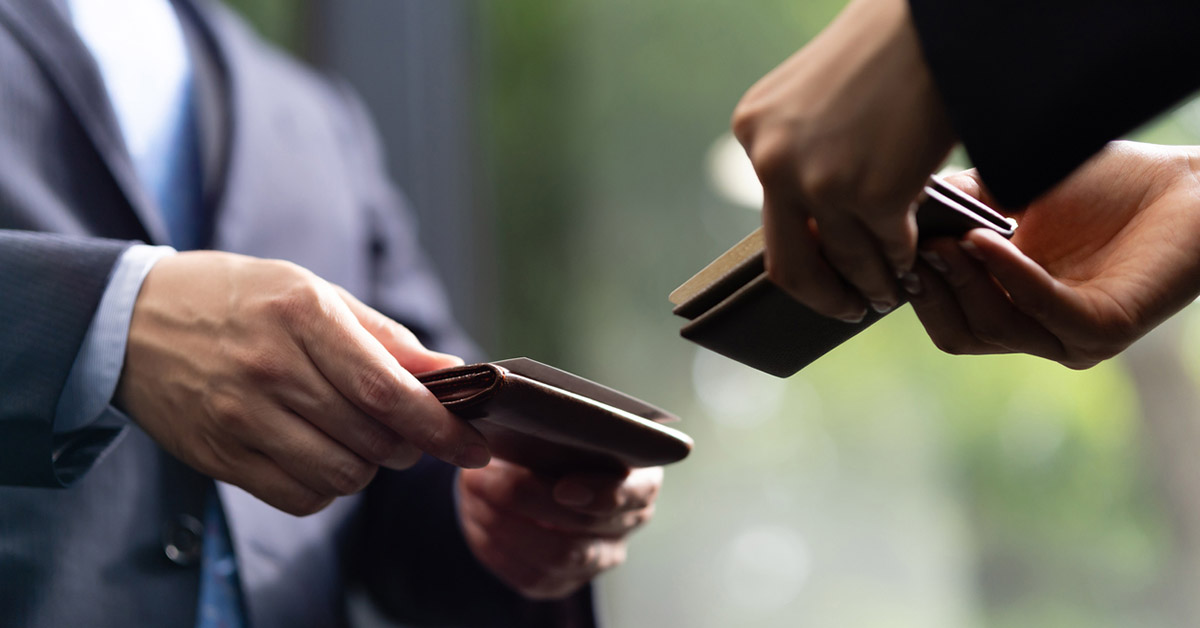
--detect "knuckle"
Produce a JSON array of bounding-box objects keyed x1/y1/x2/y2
[
  {"x1": 361, "y1": 428, "x2": 406, "y2": 465},
  {"x1": 747, "y1": 133, "x2": 798, "y2": 185},
  {"x1": 421, "y1": 419, "x2": 462, "y2": 457},
  {"x1": 267, "y1": 278, "x2": 326, "y2": 329},
  {"x1": 206, "y1": 392, "x2": 250, "y2": 433},
  {"x1": 730, "y1": 95, "x2": 766, "y2": 145},
  {"x1": 729, "y1": 106, "x2": 753, "y2": 144},
  {"x1": 354, "y1": 365, "x2": 403, "y2": 417},
  {"x1": 238, "y1": 347, "x2": 288, "y2": 385},
  {"x1": 329, "y1": 458, "x2": 377, "y2": 495},
  {"x1": 797, "y1": 159, "x2": 854, "y2": 206}
]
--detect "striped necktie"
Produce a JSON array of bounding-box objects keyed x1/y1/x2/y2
[{"x1": 68, "y1": 1, "x2": 243, "y2": 626}]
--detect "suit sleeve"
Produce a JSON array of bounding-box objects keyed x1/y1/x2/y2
[
  {"x1": 324, "y1": 84, "x2": 596, "y2": 626},
  {"x1": 909, "y1": 0, "x2": 1200, "y2": 206},
  {"x1": 0, "y1": 230, "x2": 133, "y2": 486}
]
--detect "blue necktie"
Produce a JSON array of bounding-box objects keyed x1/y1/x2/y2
[
  {"x1": 68, "y1": 1, "x2": 243, "y2": 626},
  {"x1": 198, "y1": 488, "x2": 247, "y2": 628}
]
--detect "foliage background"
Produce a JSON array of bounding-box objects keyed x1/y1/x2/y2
[{"x1": 226, "y1": 1, "x2": 1200, "y2": 625}]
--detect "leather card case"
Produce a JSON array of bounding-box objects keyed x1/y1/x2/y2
[
  {"x1": 670, "y1": 176, "x2": 1016, "y2": 378},
  {"x1": 417, "y1": 357, "x2": 693, "y2": 474}
]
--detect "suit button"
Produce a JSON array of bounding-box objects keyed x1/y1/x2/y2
[{"x1": 163, "y1": 514, "x2": 205, "y2": 566}]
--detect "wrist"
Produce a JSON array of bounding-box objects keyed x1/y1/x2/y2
[{"x1": 56, "y1": 244, "x2": 175, "y2": 432}]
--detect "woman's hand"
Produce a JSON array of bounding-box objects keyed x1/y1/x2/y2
[
  {"x1": 909, "y1": 142, "x2": 1200, "y2": 368},
  {"x1": 733, "y1": 0, "x2": 955, "y2": 321}
]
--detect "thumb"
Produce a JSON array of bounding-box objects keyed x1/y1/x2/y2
[
  {"x1": 963, "y1": 228, "x2": 1080, "y2": 335},
  {"x1": 334, "y1": 286, "x2": 465, "y2": 373}
]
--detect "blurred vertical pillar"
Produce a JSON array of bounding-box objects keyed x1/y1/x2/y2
[
  {"x1": 1123, "y1": 312, "x2": 1200, "y2": 625},
  {"x1": 306, "y1": 0, "x2": 495, "y2": 349}
]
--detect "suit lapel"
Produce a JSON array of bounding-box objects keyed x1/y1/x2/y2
[{"x1": 0, "y1": 0, "x2": 170, "y2": 244}]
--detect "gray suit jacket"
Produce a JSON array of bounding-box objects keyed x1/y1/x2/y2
[{"x1": 0, "y1": 1, "x2": 592, "y2": 626}]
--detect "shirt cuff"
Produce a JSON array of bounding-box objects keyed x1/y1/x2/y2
[{"x1": 54, "y1": 244, "x2": 177, "y2": 433}]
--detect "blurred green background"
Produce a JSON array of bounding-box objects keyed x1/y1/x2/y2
[{"x1": 227, "y1": 1, "x2": 1200, "y2": 626}]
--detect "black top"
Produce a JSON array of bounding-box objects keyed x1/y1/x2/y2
[{"x1": 909, "y1": 0, "x2": 1200, "y2": 206}]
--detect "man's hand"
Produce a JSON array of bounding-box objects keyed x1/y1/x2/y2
[
  {"x1": 909, "y1": 142, "x2": 1200, "y2": 369},
  {"x1": 116, "y1": 251, "x2": 491, "y2": 515},
  {"x1": 732, "y1": 0, "x2": 954, "y2": 321},
  {"x1": 458, "y1": 460, "x2": 662, "y2": 600}
]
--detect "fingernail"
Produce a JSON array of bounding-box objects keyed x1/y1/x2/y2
[
  {"x1": 457, "y1": 444, "x2": 491, "y2": 469},
  {"x1": 900, "y1": 272, "x2": 922, "y2": 296},
  {"x1": 837, "y1": 310, "x2": 867, "y2": 324},
  {"x1": 919, "y1": 250, "x2": 948, "y2": 273},
  {"x1": 870, "y1": 301, "x2": 893, "y2": 314},
  {"x1": 554, "y1": 481, "x2": 594, "y2": 507},
  {"x1": 960, "y1": 240, "x2": 985, "y2": 261}
]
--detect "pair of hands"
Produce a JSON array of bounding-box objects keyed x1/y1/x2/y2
[
  {"x1": 733, "y1": 0, "x2": 1200, "y2": 367},
  {"x1": 116, "y1": 252, "x2": 658, "y2": 599}
]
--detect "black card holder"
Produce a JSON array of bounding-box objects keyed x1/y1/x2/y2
[{"x1": 672, "y1": 176, "x2": 1015, "y2": 377}]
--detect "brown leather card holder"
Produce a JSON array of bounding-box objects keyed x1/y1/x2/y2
[
  {"x1": 417, "y1": 357, "x2": 692, "y2": 474},
  {"x1": 671, "y1": 176, "x2": 1016, "y2": 378}
]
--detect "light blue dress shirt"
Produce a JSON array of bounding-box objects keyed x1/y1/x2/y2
[
  {"x1": 54, "y1": 244, "x2": 174, "y2": 433},
  {"x1": 63, "y1": 1, "x2": 243, "y2": 626}
]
